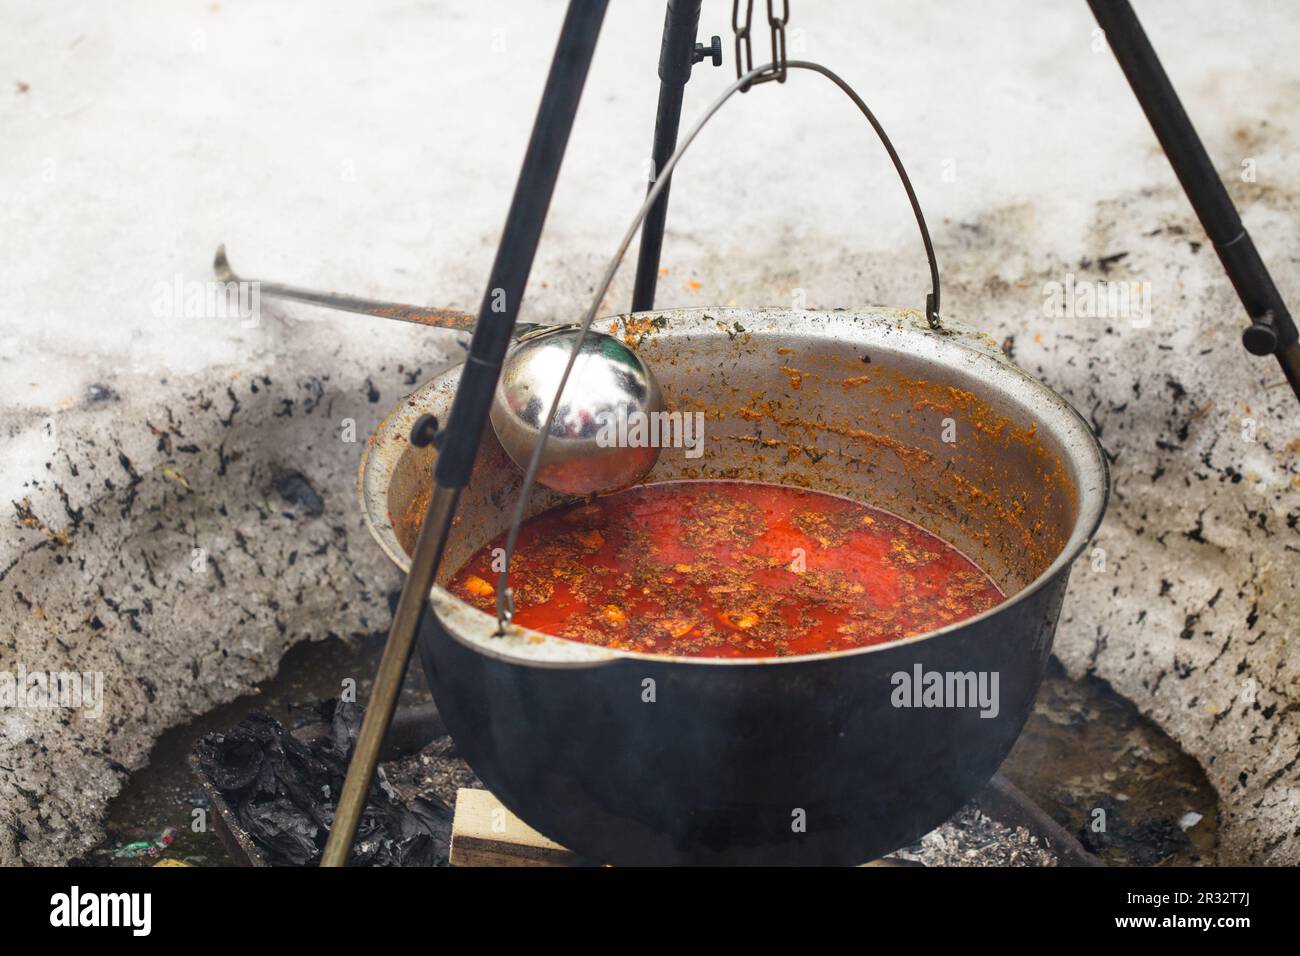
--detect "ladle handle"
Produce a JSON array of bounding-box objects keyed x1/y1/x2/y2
[{"x1": 211, "y1": 245, "x2": 550, "y2": 336}]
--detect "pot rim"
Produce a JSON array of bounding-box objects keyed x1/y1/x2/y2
[{"x1": 359, "y1": 306, "x2": 1110, "y2": 669}]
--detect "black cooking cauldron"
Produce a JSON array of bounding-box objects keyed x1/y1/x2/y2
[{"x1": 361, "y1": 307, "x2": 1108, "y2": 864}]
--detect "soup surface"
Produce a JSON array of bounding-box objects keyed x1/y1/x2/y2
[{"x1": 447, "y1": 480, "x2": 1004, "y2": 658}]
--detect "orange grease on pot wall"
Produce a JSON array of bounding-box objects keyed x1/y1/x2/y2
[{"x1": 654, "y1": 354, "x2": 1076, "y2": 580}]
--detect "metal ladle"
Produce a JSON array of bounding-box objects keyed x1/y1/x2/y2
[{"x1": 213, "y1": 245, "x2": 665, "y2": 495}]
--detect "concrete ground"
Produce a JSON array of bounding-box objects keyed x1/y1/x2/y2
[{"x1": 1, "y1": 0, "x2": 1297, "y2": 865}]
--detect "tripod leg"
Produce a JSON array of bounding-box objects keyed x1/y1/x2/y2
[
  {"x1": 320, "y1": 0, "x2": 609, "y2": 867},
  {"x1": 1088, "y1": 0, "x2": 1300, "y2": 401},
  {"x1": 631, "y1": 0, "x2": 708, "y2": 313}
]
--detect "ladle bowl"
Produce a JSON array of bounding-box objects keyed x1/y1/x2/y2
[{"x1": 491, "y1": 326, "x2": 665, "y2": 495}]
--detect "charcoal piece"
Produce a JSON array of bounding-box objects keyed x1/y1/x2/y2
[
  {"x1": 239, "y1": 801, "x2": 320, "y2": 867},
  {"x1": 1076, "y1": 795, "x2": 1192, "y2": 865},
  {"x1": 194, "y1": 700, "x2": 450, "y2": 867}
]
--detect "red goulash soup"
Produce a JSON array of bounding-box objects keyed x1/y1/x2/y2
[{"x1": 448, "y1": 480, "x2": 1004, "y2": 659}]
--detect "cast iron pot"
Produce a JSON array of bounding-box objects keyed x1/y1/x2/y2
[{"x1": 360, "y1": 306, "x2": 1108, "y2": 865}]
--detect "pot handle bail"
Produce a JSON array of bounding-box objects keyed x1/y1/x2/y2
[
  {"x1": 491, "y1": 59, "x2": 945, "y2": 633},
  {"x1": 784, "y1": 61, "x2": 943, "y2": 330}
]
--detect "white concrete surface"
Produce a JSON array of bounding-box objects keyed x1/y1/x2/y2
[{"x1": 1, "y1": 0, "x2": 1297, "y2": 864}]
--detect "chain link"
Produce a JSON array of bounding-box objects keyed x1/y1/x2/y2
[{"x1": 732, "y1": 0, "x2": 789, "y2": 91}]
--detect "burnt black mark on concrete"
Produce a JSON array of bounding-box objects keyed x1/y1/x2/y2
[
  {"x1": 1097, "y1": 250, "x2": 1129, "y2": 273},
  {"x1": 98, "y1": 586, "x2": 142, "y2": 634},
  {"x1": 1183, "y1": 508, "x2": 1210, "y2": 545},
  {"x1": 301, "y1": 377, "x2": 326, "y2": 414},
  {"x1": 85, "y1": 383, "x2": 118, "y2": 403},
  {"x1": 53, "y1": 483, "x2": 83, "y2": 533},
  {"x1": 274, "y1": 472, "x2": 325, "y2": 518},
  {"x1": 234, "y1": 529, "x2": 266, "y2": 578},
  {"x1": 216, "y1": 442, "x2": 243, "y2": 477},
  {"x1": 116, "y1": 451, "x2": 143, "y2": 519},
  {"x1": 208, "y1": 555, "x2": 227, "y2": 588},
  {"x1": 219, "y1": 386, "x2": 241, "y2": 428}
]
